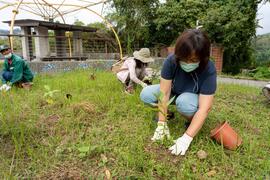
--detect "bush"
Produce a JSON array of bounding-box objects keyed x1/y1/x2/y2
[{"x1": 248, "y1": 66, "x2": 270, "y2": 79}]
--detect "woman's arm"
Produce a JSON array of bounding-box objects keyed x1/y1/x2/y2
[
  {"x1": 1, "y1": 60, "x2": 8, "y2": 84},
  {"x1": 185, "y1": 94, "x2": 214, "y2": 137},
  {"x1": 128, "y1": 61, "x2": 146, "y2": 87},
  {"x1": 158, "y1": 77, "x2": 172, "y2": 122},
  {"x1": 10, "y1": 60, "x2": 24, "y2": 85}
]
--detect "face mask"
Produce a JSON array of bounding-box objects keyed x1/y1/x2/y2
[
  {"x1": 4, "y1": 53, "x2": 12, "y2": 59},
  {"x1": 180, "y1": 61, "x2": 199, "y2": 72}
]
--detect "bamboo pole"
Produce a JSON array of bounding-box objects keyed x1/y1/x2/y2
[
  {"x1": 39, "y1": 0, "x2": 65, "y2": 23},
  {"x1": 66, "y1": 31, "x2": 72, "y2": 58},
  {"x1": 9, "y1": 0, "x2": 24, "y2": 51}
]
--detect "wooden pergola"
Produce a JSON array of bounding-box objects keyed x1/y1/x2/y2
[{"x1": 4, "y1": 19, "x2": 97, "y2": 61}]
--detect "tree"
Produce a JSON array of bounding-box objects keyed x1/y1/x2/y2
[
  {"x1": 87, "y1": 22, "x2": 107, "y2": 30},
  {"x1": 106, "y1": 0, "x2": 260, "y2": 73},
  {"x1": 154, "y1": 0, "x2": 208, "y2": 46},
  {"x1": 201, "y1": 0, "x2": 258, "y2": 74},
  {"x1": 107, "y1": 0, "x2": 159, "y2": 54},
  {"x1": 74, "y1": 19, "x2": 85, "y2": 26}
]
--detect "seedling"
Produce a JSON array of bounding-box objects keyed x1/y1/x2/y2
[
  {"x1": 153, "y1": 91, "x2": 175, "y2": 122},
  {"x1": 43, "y1": 85, "x2": 60, "y2": 104},
  {"x1": 90, "y1": 68, "x2": 97, "y2": 80}
]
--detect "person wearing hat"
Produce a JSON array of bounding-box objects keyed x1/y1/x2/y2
[
  {"x1": 0, "y1": 45, "x2": 34, "y2": 91},
  {"x1": 117, "y1": 48, "x2": 154, "y2": 94}
]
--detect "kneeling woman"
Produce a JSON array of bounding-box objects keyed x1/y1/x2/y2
[
  {"x1": 117, "y1": 48, "x2": 154, "y2": 94},
  {"x1": 140, "y1": 29, "x2": 217, "y2": 155}
]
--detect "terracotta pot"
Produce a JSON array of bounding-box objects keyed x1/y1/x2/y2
[{"x1": 210, "y1": 121, "x2": 242, "y2": 150}]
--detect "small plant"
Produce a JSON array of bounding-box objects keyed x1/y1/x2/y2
[
  {"x1": 43, "y1": 85, "x2": 60, "y2": 104},
  {"x1": 90, "y1": 68, "x2": 97, "y2": 80},
  {"x1": 77, "y1": 145, "x2": 90, "y2": 158},
  {"x1": 153, "y1": 91, "x2": 175, "y2": 122}
]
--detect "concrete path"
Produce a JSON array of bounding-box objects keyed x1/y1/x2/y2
[{"x1": 217, "y1": 77, "x2": 269, "y2": 88}]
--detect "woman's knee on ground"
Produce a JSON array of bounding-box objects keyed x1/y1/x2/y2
[
  {"x1": 175, "y1": 92, "x2": 199, "y2": 117},
  {"x1": 140, "y1": 84, "x2": 160, "y2": 105},
  {"x1": 2, "y1": 71, "x2": 13, "y2": 81}
]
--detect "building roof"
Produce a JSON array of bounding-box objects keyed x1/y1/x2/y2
[{"x1": 3, "y1": 19, "x2": 97, "y2": 32}]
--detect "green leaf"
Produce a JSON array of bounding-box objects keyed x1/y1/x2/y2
[
  {"x1": 159, "y1": 92, "x2": 164, "y2": 101},
  {"x1": 167, "y1": 96, "x2": 175, "y2": 106},
  {"x1": 43, "y1": 92, "x2": 50, "y2": 97},
  {"x1": 78, "y1": 146, "x2": 90, "y2": 153},
  {"x1": 51, "y1": 90, "x2": 60, "y2": 94},
  {"x1": 44, "y1": 85, "x2": 50, "y2": 91},
  {"x1": 79, "y1": 153, "x2": 86, "y2": 158}
]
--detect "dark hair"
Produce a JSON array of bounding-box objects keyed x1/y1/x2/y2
[
  {"x1": 0, "y1": 48, "x2": 10, "y2": 54},
  {"x1": 174, "y1": 29, "x2": 210, "y2": 71},
  {"x1": 135, "y1": 58, "x2": 148, "y2": 69}
]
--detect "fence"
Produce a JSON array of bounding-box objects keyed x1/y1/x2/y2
[{"x1": 0, "y1": 31, "x2": 120, "y2": 61}]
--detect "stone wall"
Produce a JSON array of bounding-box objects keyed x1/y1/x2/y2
[{"x1": 28, "y1": 58, "x2": 165, "y2": 74}]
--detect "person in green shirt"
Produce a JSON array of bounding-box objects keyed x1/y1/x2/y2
[{"x1": 0, "y1": 45, "x2": 34, "y2": 91}]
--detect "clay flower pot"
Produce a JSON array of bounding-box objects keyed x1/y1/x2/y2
[{"x1": 210, "y1": 121, "x2": 242, "y2": 150}]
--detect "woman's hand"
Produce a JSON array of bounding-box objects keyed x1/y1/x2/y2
[
  {"x1": 151, "y1": 122, "x2": 170, "y2": 141},
  {"x1": 169, "y1": 133, "x2": 193, "y2": 155},
  {"x1": 169, "y1": 94, "x2": 214, "y2": 156}
]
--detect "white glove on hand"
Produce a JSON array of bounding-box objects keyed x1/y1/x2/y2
[
  {"x1": 141, "y1": 82, "x2": 148, "y2": 88},
  {"x1": 151, "y1": 122, "x2": 170, "y2": 141},
  {"x1": 5, "y1": 85, "x2": 11, "y2": 91},
  {"x1": 0, "y1": 84, "x2": 11, "y2": 91},
  {"x1": 0, "y1": 84, "x2": 8, "y2": 91},
  {"x1": 169, "y1": 133, "x2": 193, "y2": 155}
]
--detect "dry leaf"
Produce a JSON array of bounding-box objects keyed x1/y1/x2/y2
[
  {"x1": 105, "y1": 169, "x2": 111, "y2": 180},
  {"x1": 197, "y1": 150, "x2": 208, "y2": 160},
  {"x1": 206, "y1": 170, "x2": 216, "y2": 176},
  {"x1": 191, "y1": 164, "x2": 197, "y2": 173},
  {"x1": 101, "y1": 154, "x2": 108, "y2": 163}
]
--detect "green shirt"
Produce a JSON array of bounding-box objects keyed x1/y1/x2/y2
[{"x1": 2, "y1": 54, "x2": 34, "y2": 85}]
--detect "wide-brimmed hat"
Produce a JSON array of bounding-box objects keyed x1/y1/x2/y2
[
  {"x1": 133, "y1": 48, "x2": 154, "y2": 63},
  {"x1": 0, "y1": 45, "x2": 9, "y2": 53}
]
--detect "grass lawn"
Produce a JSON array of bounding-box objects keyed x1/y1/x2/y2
[{"x1": 0, "y1": 70, "x2": 269, "y2": 179}]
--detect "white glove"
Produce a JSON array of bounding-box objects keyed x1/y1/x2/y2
[
  {"x1": 5, "y1": 85, "x2": 11, "y2": 91},
  {"x1": 169, "y1": 133, "x2": 193, "y2": 155},
  {"x1": 151, "y1": 122, "x2": 170, "y2": 141},
  {"x1": 0, "y1": 84, "x2": 8, "y2": 91},
  {"x1": 141, "y1": 82, "x2": 148, "y2": 88},
  {"x1": 265, "y1": 83, "x2": 270, "y2": 89}
]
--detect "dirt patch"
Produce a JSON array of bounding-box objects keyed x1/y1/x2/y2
[
  {"x1": 244, "y1": 124, "x2": 261, "y2": 135},
  {"x1": 46, "y1": 114, "x2": 61, "y2": 123},
  {"x1": 38, "y1": 162, "x2": 83, "y2": 179},
  {"x1": 38, "y1": 114, "x2": 61, "y2": 126},
  {"x1": 71, "y1": 101, "x2": 96, "y2": 115},
  {"x1": 0, "y1": 135, "x2": 15, "y2": 157},
  {"x1": 144, "y1": 141, "x2": 183, "y2": 164},
  {"x1": 38, "y1": 99, "x2": 49, "y2": 109},
  {"x1": 37, "y1": 114, "x2": 61, "y2": 136}
]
